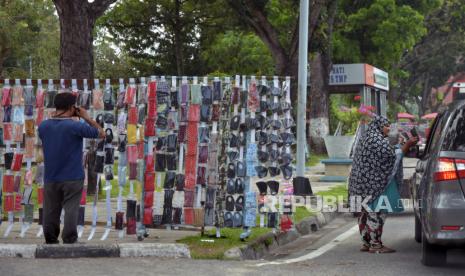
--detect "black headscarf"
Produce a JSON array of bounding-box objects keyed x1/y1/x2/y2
[{"x1": 348, "y1": 116, "x2": 396, "y2": 203}]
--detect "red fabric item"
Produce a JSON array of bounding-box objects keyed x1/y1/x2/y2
[
  {"x1": 148, "y1": 81, "x2": 157, "y2": 100},
  {"x1": 128, "y1": 106, "x2": 138, "y2": 125},
  {"x1": 14, "y1": 124, "x2": 23, "y2": 143},
  {"x1": 147, "y1": 99, "x2": 157, "y2": 119},
  {"x1": 125, "y1": 86, "x2": 136, "y2": 105},
  {"x1": 80, "y1": 188, "x2": 87, "y2": 206},
  {"x1": 137, "y1": 141, "x2": 144, "y2": 159},
  {"x1": 280, "y1": 215, "x2": 293, "y2": 232},
  {"x1": 145, "y1": 155, "x2": 155, "y2": 172},
  {"x1": 14, "y1": 175, "x2": 21, "y2": 193},
  {"x1": 11, "y1": 153, "x2": 23, "y2": 171},
  {"x1": 2, "y1": 87, "x2": 11, "y2": 106},
  {"x1": 184, "y1": 155, "x2": 197, "y2": 189},
  {"x1": 144, "y1": 191, "x2": 154, "y2": 208},
  {"x1": 128, "y1": 163, "x2": 138, "y2": 180},
  {"x1": 37, "y1": 187, "x2": 44, "y2": 205},
  {"x1": 143, "y1": 207, "x2": 153, "y2": 225},
  {"x1": 4, "y1": 195, "x2": 14, "y2": 212},
  {"x1": 145, "y1": 118, "x2": 156, "y2": 137},
  {"x1": 14, "y1": 194, "x2": 22, "y2": 211},
  {"x1": 184, "y1": 208, "x2": 194, "y2": 225},
  {"x1": 188, "y1": 104, "x2": 200, "y2": 122},
  {"x1": 186, "y1": 124, "x2": 198, "y2": 156},
  {"x1": 2, "y1": 174, "x2": 14, "y2": 193},
  {"x1": 115, "y1": 211, "x2": 124, "y2": 230},
  {"x1": 36, "y1": 89, "x2": 45, "y2": 108},
  {"x1": 3, "y1": 123, "x2": 12, "y2": 142},
  {"x1": 126, "y1": 217, "x2": 136, "y2": 235},
  {"x1": 127, "y1": 145, "x2": 138, "y2": 163},
  {"x1": 144, "y1": 172, "x2": 155, "y2": 191},
  {"x1": 35, "y1": 108, "x2": 44, "y2": 125}
]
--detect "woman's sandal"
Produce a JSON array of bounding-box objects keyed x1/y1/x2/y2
[
  {"x1": 360, "y1": 244, "x2": 370, "y2": 252},
  {"x1": 369, "y1": 245, "x2": 396, "y2": 253}
]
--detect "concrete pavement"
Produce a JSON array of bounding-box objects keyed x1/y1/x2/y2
[{"x1": 1, "y1": 211, "x2": 464, "y2": 275}]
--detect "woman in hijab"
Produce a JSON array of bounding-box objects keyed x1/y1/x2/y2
[{"x1": 349, "y1": 116, "x2": 417, "y2": 253}]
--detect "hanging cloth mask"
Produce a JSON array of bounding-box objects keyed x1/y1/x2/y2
[
  {"x1": 103, "y1": 86, "x2": 114, "y2": 111},
  {"x1": 201, "y1": 85, "x2": 213, "y2": 105},
  {"x1": 92, "y1": 89, "x2": 104, "y2": 110},
  {"x1": 24, "y1": 86, "x2": 35, "y2": 106},
  {"x1": 213, "y1": 81, "x2": 222, "y2": 101},
  {"x1": 12, "y1": 86, "x2": 24, "y2": 106},
  {"x1": 190, "y1": 84, "x2": 202, "y2": 105}
]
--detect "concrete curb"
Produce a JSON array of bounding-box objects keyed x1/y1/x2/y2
[
  {"x1": 236, "y1": 211, "x2": 340, "y2": 260},
  {"x1": 0, "y1": 243, "x2": 191, "y2": 259},
  {"x1": 0, "y1": 244, "x2": 37, "y2": 258},
  {"x1": 119, "y1": 243, "x2": 191, "y2": 258}
]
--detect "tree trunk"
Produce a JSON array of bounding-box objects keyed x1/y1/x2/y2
[
  {"x1": 308, "y1": 52, "x2": 330, "y2": 154},
  {"x1": 173, "y1": 0, "x2": 184, "y2": 76},
  {"x1": 53, "y1": 0, "x2": 115, "y2": 79},
  {"x1": 58, "y1": 14, "x2": 95, "y2": 79}
]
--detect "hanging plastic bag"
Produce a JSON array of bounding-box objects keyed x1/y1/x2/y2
[
  {"x1": 92, "y1": 89, "x2": 104, "y2": 110},
  {"x1": 2, "y1": 87, "x2": 12, "y2": 107},
  {"x1": 127, "y1": 124, "x2": 137, "y2": 144},
  {"x1": 12, "y1": 86, "x2": 24, "y2": 106}
]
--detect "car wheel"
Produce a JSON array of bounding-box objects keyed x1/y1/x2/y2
[
  {"x1": 414, "y1": 215, "x2": 422, "y2": 243},
  {"x1": 421, "y1": 231, "x2": 447, "y2": 266}
]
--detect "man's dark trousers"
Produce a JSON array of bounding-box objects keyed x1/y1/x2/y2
[{"x1": 43, "y1": 180, "x2": 83, "y2": 244}]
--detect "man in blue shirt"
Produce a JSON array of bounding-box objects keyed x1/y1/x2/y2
[{"x1": 38, "y1": 93, "x2": 104, "y2": 244}]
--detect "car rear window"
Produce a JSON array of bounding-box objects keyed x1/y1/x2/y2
[{"x1": 442, "y1": 107, "x2": 465, "y2": 151}]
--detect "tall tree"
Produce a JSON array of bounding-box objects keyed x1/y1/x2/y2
[
  {"x1": 100, "y1": 0, "x2": 230, "y2": 76},
  {"x1": 333, "y1": 0, "x2": 437, "y2": 113},
  {"x1": 227, "y1": 0, "x2": 338, "y2": 154},
  {"x1": 399, "y1": 0, "x2": 465, "y2": 115},
  {"x1": 52, "y1": 0, "x2": 116, "y2": 79}
]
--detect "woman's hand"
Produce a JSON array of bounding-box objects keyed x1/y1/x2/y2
[
  {"x1": 406, "y1": 136, "x2": 419, "y2": 147},
  {"x1": 401, "y1": 136, "x2": 419, "y2": 154}
]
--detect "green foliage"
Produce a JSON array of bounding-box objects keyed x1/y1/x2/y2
[
  {"x1": 334, "y1": 0, "x2": 426, "y2": 71},
  {"x1": 387, "y1": 101, "x2": 407, "y2": 122},
  {"x1": 329, "y1": 95, "x2": 362, "y2": 135},
  {"x1": 0, "y1": 0, "x2": 59, "y2": 78},
  {"x1": 305, "y1": 154, "x2": 328, "y2": 167},
  {"x1": 202, "y1": 31, "x2": 275, "y2": 75},
  {"x1": 177, "y1": 227, "x2": 271, "y2": 259},
  {"x1": 94, "y1": 37, "x2": 140, "y2": 79}
]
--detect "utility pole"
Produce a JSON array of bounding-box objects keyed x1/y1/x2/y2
[{"x1": 294, "y1": 0, "x2": 313, "y2": 195}]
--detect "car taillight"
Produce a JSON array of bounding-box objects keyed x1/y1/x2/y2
[
  {"x1": 441, "y1": 225, "x2": 462, "y2": 231},
  {"x1": 434, "y1": 158, "x2": 457, "y2": 181}
]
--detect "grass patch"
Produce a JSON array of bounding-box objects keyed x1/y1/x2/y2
[
  {"x1": 292, "y1": 184, "x2": 348, "y2": 223},
  {"x1": 305, "y1": 154, "x2": 328, "y2": 167},
  {"x1": 294, "y1": 206, "x2": 315, "y2": 223},
  {"x1": 317, "y1": 184, "x2": 348, "y2": 201},
  {"x1": 177, "y1": 227, "x2": 272, "y2": 259}
]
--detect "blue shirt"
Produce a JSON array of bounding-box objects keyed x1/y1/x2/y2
[{"x1": 38, "y1": 119, "x2": 99, "y2": 184}]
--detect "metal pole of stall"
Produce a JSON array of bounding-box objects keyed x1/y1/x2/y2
[{"x1": 296, "y1": 0, "x2": 309, "y2": 177}]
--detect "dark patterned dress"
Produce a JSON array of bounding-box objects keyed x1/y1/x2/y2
[{"x1": 348, "y1": 116, "x2": 395, "y2": 247}]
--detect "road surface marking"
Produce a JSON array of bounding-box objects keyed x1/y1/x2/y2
[{"x1": 256, "y1": 224, "x2": 359, "y2": 266}]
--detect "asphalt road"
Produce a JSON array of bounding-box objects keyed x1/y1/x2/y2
[{"x1": 1, "y1": 211, "x2": 464, "y2": 276}]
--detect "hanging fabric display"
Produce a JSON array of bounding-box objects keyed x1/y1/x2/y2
[
  {"x1": 0, "y1": 75, "x2": 294, "y2": 242},
  {"x1": 125, "y1": 78, "x2": 138, "y2": 236},
  {"x1": 115, "y1": 78, "x2": 127, "y2": 236},
  {"x1": 88, "y1": 79, "x2": 104, "y2": 240}
]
